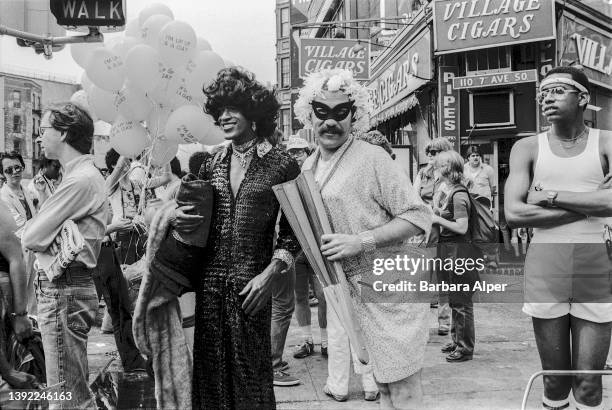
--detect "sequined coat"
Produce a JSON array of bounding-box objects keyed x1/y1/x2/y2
[{"x1": 193, "y1": 141, "x2": 300, "y2": 409}]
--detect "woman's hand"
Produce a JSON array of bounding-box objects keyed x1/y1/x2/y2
[
  {"x1": 170, "y1": 205, "x2": 204, "y2": 232},
  {"x1": 320, "y1": 233, "x2": 362, "y2": 261},
  {"x1": 239, "y1": 260, "x2": 285, "y2": 316}
]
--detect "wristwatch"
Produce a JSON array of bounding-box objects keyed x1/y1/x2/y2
[{"x1": 547, "y1": 191, "x2": 558, "y2": 207}]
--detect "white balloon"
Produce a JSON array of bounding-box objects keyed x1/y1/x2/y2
[
  {"x1": 141, "y1": 14, "x2": 172, "y2": 49},
  {"x1": 184, "y1": 51, "x2": 226, "y2": 99},
  {"x1": 164, "y1": 105, "x2": 212, "y2": 144},
  {"x1": 125, "y1": 45, "x2": 162, "y2": 93},
  {"x1": 110, "y1": 118, "x2": 151, "y2": 157},
  {"x1": 149, "y1": 137, "x2": 179, "y2": 166},
  {"x1": 70, "y1": 43, "x2": 102, "y2": 68},
  {"x1": 124, "y1": 19, "x2": 141, "y2": 38},
  {"x1": 147, "y1": 62, "x2": 180, "y2": 106},
  {"x1": 139, "y1": 3, "x2": 174, "y2": 26},
  {"x1": 89, "y1": 86, "x2": 118, "y2": 123},
  {"x1": 80, "y1": 72, "x2": 94, "y2": 93},
  {"x1": 112, "y1": 37, "x2": 141, "y2": 61},
  {"x1": 115, "y1": 86, "x2": 153, "y2": 121},
  {"x1": 86, "y1": 48, "x2": 125, "y2": 92},
  {"x1": 70, "y1": 90, "x2": 96, "y2": 121},
  {"x1": 196, "y1": 37, "x2": 212, "y2": 51},
  {"x1": 203, "y1": 121, "x2": 227, "y2": 145},
  {"x1": 158, "y1": 20, "x2": 197, "y2": 66}
]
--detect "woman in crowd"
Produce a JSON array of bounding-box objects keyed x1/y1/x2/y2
[
  {"x1": 414, "y1": 138, "x2": 454, "y2": 336},
  {"x1": 432, "y1": 150, "x2": 482, "y2": 363},
  {"x1": 172, "y1": 67, "x2": 300, "y2": 409}
]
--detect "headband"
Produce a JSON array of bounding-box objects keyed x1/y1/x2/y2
[{"x1": 540, "y1": 77, "x2": 589, "y2": 94}]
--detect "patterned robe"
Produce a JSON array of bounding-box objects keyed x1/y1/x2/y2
[
  {"x1": 303, "y1": 135, "x2": 433, "y2": 383},
  {"x1": 193, "y1": 141, "x2": 300, "y2": 409}
]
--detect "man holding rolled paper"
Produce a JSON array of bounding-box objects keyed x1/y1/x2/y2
[{"x1": 293, "y1": 69, "x2": 433, "y2": 408}]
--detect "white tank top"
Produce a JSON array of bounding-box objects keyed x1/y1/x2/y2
[{"x1": 531, "y1": 128, "x2": 611, "y2": 243}]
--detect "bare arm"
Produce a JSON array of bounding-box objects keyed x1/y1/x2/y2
[
  {"x1": 525, "y1": 132, "x2": 612, "y2": 217},
  {"x1": 434, "y1": 215, "x2": 468, "y2": 235},
  {"x1": 504, "y1": 138, "x2": 584, "y2": 229},
  {"x1": 371, "y1": 217, "x2": 425, "y2": 246}
]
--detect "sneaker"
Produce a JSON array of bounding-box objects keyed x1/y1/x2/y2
[
  {"x1": 293, "y1": 341, "x2": 314, "y2": 359},
  {"x1": 438, "y1": 327, "x2": 449, "y2": 336},
  {"x1": 321, "y1": 346, "x2": 328, "y2": 358},
  {"x1": 364, "y1": 391, "x2": 380, "y2": 401},
  {"x1": 275, "y1": 361, "x2": 289, "y2": 371},
  {"x1": 309, "y1": 297, "x2": 319, "y2": 307},
  {"x1": 323, "y1": 385, "x2": 348, "y2": 402},
  {"x1": 273, "y1": 370, "x2": 300, "y2": 386}
]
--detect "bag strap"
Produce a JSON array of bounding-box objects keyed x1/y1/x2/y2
[{"x1": 312, "y1": 137, "x2": 355, "y2": 191}]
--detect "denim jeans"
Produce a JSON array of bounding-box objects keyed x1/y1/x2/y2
[
  {"x1": 270, "y1": 265, "x2": 295, "y2": 369},
  {"x1": 36, "y1": 268, "x2": 98, "y2": 410},
  {"x1": 93, "y1": 244, "x2": 146, "y2": 371}
]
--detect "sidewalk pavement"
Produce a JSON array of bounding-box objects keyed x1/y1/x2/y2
[{"x1": 87, "y1": 302, "x2": 612, "y2": 410}]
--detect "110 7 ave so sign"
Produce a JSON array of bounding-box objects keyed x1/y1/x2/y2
[{"x1": 50, "y1": 0, "x2": 125, "y2": 27}]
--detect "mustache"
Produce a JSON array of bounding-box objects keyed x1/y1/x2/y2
[{"x1": 319, "y1": 125, "x2": 343, "y2": 134}]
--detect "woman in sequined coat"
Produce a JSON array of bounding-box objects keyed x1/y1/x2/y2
[{"x1": 172, "y1": 68, "x2": 300, "y2": 409}]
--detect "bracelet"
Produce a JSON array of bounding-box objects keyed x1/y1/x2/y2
[
  {"x1": 359, "y1": 231, "x2": 377, "y2": 254},
  {"x1": 272, "y1": 249, "x2": 294, "y2": 272},
  {"x1": 10, "y1": 311, "x2": 28, "y2": 319}
]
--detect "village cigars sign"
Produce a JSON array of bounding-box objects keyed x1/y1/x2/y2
[
  {"x1": 299, "y1": 38, "x2": 370, "y2": 80},
  {"x1": 368, "y1": 31, "x2": 432, "y2": 122},
  {"x1": 433, "y1": 0, "x2": 555, "y2": 54}
]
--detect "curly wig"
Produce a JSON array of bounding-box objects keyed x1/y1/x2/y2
[
  {"x1": 204, "y1": 67, "x2": 280, "y2": 141},
  {"x1": 294, "y1": 68, "x2": 372, "y2": 132}
]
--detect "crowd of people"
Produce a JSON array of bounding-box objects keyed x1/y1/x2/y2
[{"x1": 0, "y1": 64, "x2": 609, "y2": 410}]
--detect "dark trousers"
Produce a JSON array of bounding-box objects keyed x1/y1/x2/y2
[
  {"x1": 450, "y1": 295, "x2": 475, "y2": 355},
  {"x1": 438, "y1": 241, "x2": 479, "y2": 355},
  {"x1": 94, "y1": 243, "x2": 146, "y2": 370}
]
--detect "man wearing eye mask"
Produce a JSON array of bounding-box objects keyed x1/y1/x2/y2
[{"x1": 295, "y1": 69, "x2": 432, "y2": 407}]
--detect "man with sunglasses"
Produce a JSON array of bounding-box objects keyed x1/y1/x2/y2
[
  {"x1": 295, "y1": 69, "x2": 432, "y2": 407},
  {"x1": 505, "y1": 66, "x2": 612, "y2": 410}
]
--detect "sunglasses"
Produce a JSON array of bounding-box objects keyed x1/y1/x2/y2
[
  {"x1": 536, "y1": 87, "x2": 580, "y2": 104},
  {"x1": 3, "y1": 165, "x2": 23, "y2": 175},
  {"x1": 426, "y1": 150, "x2": 440, "y2": 156},
  {"x1": 311, "y1": 101, "x2": 355, "y2": 122}
]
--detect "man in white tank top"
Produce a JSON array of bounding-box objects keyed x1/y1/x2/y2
[{"x1": 505, "y1": 66, "x2": 612, "y2": 410}]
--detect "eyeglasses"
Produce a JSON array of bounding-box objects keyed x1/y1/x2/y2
[
  {"x1": 536, "y1": 87, "x2": 580, "y2": 104},
  {"x1": 311, "y1": 101, "x2": 355, "y2": 122},
  {"x1": 3, "y1": 165, "x2": 23, "y2": 175},
  {"x1": 39, "y1": 126, "x2": 54, "y2": 136},
  {"x1": 426, "y1": 150, "x2": 440, "y2": 156}
]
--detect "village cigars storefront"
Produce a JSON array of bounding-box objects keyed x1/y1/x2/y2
[
  {"x1": 432, "y1": 0, "x2": 557, "y2": 217},
  {"x1": 557, "y1": 3, "x2": 612, "y2": 131},
  {"x1": 367, "y1": 16, "x2": 435, "y2": 181}
]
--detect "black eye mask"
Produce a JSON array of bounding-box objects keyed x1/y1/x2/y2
[{"x1": 311, "y1": 101, "x2": 356, "y2": 122}]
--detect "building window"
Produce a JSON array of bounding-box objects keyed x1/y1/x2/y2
[
  {"x1": 13, "y1": 115, "x2": 21, "y2": 133},
  {"x1": 280, "y1": 7, "x2": 290, "y2": 38},
  {"x1": 281, "y1": 109, "x2": 290, "y2": 137},
  {"x1": 12, "y1": 91, "x2": 21, "y2": 108},
  {"x1": 281, "y1": 58, "x2": 290, "y2": 88},
  {"x1": 465, "y1": 47, "x2": 511, "y2": 74},
  {"x1": 469, "y1": 91, "x2": 515, "y2": 128}
]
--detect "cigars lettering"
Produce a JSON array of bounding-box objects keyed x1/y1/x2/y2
[{"x1": 433, "y1": 0, "x2": 555, "y2": 53}]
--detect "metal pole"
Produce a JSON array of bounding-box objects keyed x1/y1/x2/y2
[
  {"x1": 521, "y1": 370, "x2": 612, "y2": 410},
  {"x1": 0, "y1": 25, "x2": 104, "y2": 58}
]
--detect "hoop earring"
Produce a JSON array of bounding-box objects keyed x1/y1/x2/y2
[{"x1": 251, "y1": 122, "x2": 257, "y2": 132}]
